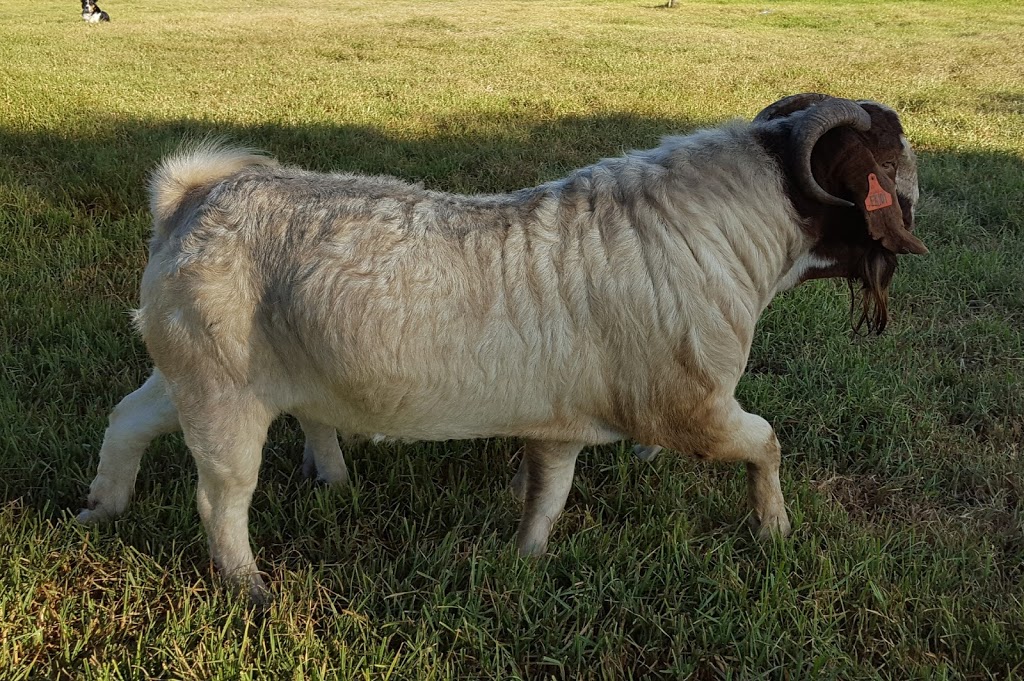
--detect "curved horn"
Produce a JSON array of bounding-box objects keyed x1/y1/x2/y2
[
  {"x1": 791, "y1": 98, "x2": 872, "y2": 207},
  {"x1": 753, "y1": 92, "x2": 829, "y2": 122}
]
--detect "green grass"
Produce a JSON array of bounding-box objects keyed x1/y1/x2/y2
[{"x1": 2, "y1": 0, "x2": 1023, "y2": 678}]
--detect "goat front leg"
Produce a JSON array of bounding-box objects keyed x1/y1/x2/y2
[
  {"x1": 78, "y1": 370, "x2": 180, "y2": 523},
  {"x1": 700, "y1": 399, "x2": 790, "y2": 540},
  {"x1": 515, "y1": 440, "x2": 583, "y2": 556}
]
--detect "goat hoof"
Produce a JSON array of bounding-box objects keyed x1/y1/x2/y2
[
  {"x1": 225, "y1": 572, "x2": 271, "y2": 607},
  {"x1": 750, "y1": 510, "x2": 791, "y2": 541},
  {"x1": 248, "y1": 581, "x2": 272, "y2": 610},
  {"x1": 632, "y1": 444, "x2": 662, "y2": 461},
  {"x1": 76, "y1": 478, "x2": 132, "y2": 523},
  {"x1": 516, "y1": 538, "x2": 548, "y2": 557},
  {"x1": 76, "y1": 498, "x2": 124, "y2": 524},
  {"x1": 317, "y1": 470, "x2": 350, "y2": 488},
  {"x1": 301, "y1": 445, "x2": 350, "y2": 487},
  {"x1": 76, "y1": 508, "x2": 106, "y2": 524}
]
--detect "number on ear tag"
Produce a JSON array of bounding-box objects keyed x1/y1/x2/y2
[{"x1": 865, "y1": 173, "x2": 893, "y2": 212}]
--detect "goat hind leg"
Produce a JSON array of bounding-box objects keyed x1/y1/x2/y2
[
  {"x1": 513, "y1": 442, "x2": 656, "y2": 502},
  {"x1": 181, "y1": 394, "x2": 274, "y2": 602},
  {"x1": 298, "y1": 419, "x2": 349, "y2": 486},
  {"x1": 510, "y1": 451, "x2": 529, "y2": 501},
  {"x1": 515, "y1": 440, "x2": 582, "y2": 556},
  {"x1": 78, "y1": 370, "x2": 180, "y2": 523}
]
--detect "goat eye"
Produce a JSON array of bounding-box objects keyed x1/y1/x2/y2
[{"x1": 881, "y1": 160, "x2": 897, "y2": 172}]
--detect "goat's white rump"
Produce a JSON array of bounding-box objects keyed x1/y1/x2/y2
[{"x1": 83, "y1": 95, "x2": 924, "y2": 600}]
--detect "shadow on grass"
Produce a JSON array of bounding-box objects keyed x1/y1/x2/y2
[{"x1": 0, "y1": 112, "x2": 694, "y2": 220}]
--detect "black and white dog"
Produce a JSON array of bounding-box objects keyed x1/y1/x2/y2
[{"x1": 81, "y1": 0, "x2": 110, "y2": 22}]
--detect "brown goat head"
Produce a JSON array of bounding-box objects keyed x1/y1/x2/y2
[{"x1": 755, "y1": 94, "x2": 928, "y2": 333}]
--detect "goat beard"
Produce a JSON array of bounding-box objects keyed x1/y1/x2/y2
[{"x1": 848, "y1": 246, "x2": 898, "y2": 335}]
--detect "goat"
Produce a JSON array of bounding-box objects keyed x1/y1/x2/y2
[{"x1": 85, "y1": 94, "x2": 926, "y2": 600}]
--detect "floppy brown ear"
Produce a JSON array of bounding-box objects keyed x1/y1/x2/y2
[{"x1": 834, "y1": 145, "x2": 928, "y2": 255}]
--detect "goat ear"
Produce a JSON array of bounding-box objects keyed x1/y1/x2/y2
[{"x1": 837, "y1": 146, "x2": 928, "y2": 255}]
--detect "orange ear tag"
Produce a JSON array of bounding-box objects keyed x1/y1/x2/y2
[{"x1": 864, "y1": 173, "x2": 893, "y2": 212}]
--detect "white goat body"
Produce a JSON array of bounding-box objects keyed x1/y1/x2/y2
[
  {"x1": 83, "y1": 97, "x2": 925, "y2": 599},
  {"x1": 141, "y1": 128, "x2": 803, "y2": 446}
]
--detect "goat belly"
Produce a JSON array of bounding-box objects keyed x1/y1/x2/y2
[
  {"x1": 266, "y1": 327, "x2": 626, "y2": 444},
  {"x1": 289, "y1": 389, "x2": 624, "y2": 444}
]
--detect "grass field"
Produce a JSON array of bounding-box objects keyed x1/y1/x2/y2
[{"x1": 2, "y1": 0, "x2": 1023, "y2": 678}]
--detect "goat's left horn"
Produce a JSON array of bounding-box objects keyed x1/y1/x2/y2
[{"x1": 791, "y1": 98, "x2": 872, "y2": 207}]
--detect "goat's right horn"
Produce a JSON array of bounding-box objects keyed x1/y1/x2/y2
[
  {"x1": 791, "y1": 98, "x2": 872, "y2": 207},
  {"x1": 753, "y1": 92, "x2": 830, "y2": 122}
]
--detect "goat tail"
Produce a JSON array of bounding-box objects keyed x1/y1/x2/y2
[{"x1": 148, "y1": 139, "x2": 277, "y2": 241}]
